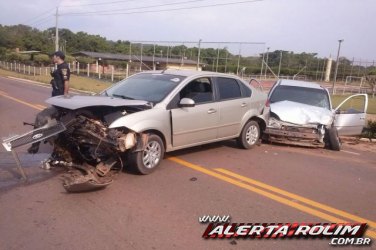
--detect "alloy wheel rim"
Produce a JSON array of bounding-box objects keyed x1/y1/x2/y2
[
  {"x1": 246, "y1": 125, "x2": 258, "y2": 145},
  {"x1": 143, "y1": 141, "x2": 161, "y2": 169}
]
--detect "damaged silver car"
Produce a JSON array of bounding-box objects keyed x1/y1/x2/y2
[
  {"x1": 263, "y1": 80, "x2": 368, "y2": 150},
  {"x1": 2, "y1": 70, "x2": 266, "y2": 192}
]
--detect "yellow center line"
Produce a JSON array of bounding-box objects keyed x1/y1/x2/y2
[
  {"x1": 214, "y1": 168, "x2": 376, "y2": 229},
  {"x1": 0, "y1": 91, "x2": 44, "y2": 111},
  {"x1": 35, "y1": 104, "x2": 47, "y2": 109},
  {"x1": 2, "y1": 91, "x2": 374, "y2": 238},
  {"x1": 168, "y1": 156, "x2": 376, "y2": 239}
]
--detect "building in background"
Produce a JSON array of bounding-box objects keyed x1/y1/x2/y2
[{"x1": 72, "y1": 51, "x2": 200, "y2": 73}]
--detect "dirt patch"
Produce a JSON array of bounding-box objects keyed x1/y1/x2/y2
[
  {"x1": 341, "y1": 136, "x2": 376, "y2": 153},
  {"x1": 366, "y1": 114, "x2": 376, "y2": 121}
]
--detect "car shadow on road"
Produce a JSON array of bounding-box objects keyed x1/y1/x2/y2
[
  {"x1": 122, "y1": 140, "x2": 243, "y2": 175},
  {"x1": 0, "y1": 152, "x2": 63, "y2": 193},
  {"x1": 167, "y1": 139, "x2": 245, "y2": 158}
]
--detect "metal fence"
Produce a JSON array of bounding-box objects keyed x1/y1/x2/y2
[
  {"x1": 0, "y1": 61, "x2": 52, "y2": 77},
  {"x1": 0, "y1": 60, "x2": 135, "y2": 82},
  {"x1": 1, "y1": 59, "x2": 374, "y2": 97},
  {"x1": 72, "y1": 62, "x2": 131, "y2": 82}
]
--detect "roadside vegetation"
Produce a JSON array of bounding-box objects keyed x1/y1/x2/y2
[
  {"x1": 363, "y1": 120, "x2": 376, "y2": 139},
  {"x1": 0, "y1": 68, "x2": 111, "y2": 93},
  {"x1": 1, "y1": 24, "x2": 376, "y2": 78}
]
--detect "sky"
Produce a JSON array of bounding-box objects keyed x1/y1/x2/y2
[{"x1": 0, "y1": 0, "x2": 375, "y2": 62}]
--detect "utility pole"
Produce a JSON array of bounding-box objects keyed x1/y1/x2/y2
[
  {"x1": 332, "y1": 39, "x2": 344, "y2": 94},
  {"x1": 215, "y1": 45, "x2": 220, "y2": 72},
  {"x1": 166, "y1": 46, "x2": 169, "y2": 67},
  {"x1": 152, "y1": 44, "x2": 156, "y2": 70},
  {"x1": 129, "y1": 43, "x2": 132, "y2": 63},
  {"x1": 140, "y1": 43, "x2": 143, "y2": 71},
  {"x1": 224, "y1": 50, "x2": 228, "y2": 73},
  {"x1": 260, "y1": 49, "x2": 265, "y2": 78},
  {"x1": 315, "y1": 59, "x2": 320, "y2": 80},
  {"x1": 181, "y1": 44, "x2": 185, "y2": 67},
  {"x1": 264, "y1": 47, "x2": 270, "y2": 79},
  {"x1": 278, "y1": 50, "x2": 283, "y2": 77},
  {"x1": 236, "y1": 43, "x2": 242, "y2": 75},
  {"x1": 55, "y1": 7, "x2": 59, "y2": 51},
  {"x1": 197, "y1": 39, "x2": 202, "y2": 71}
]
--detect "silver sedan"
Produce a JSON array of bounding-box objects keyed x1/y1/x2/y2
[
  {"x1": 3, "y1": 70, "x2": 267, "y2": 191},
  {"x1": 104, "y1": 70, "x2": 267, "y2": 173}
]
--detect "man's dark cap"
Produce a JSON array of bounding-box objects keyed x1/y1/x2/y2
[{"x1": 53, "y1": 51, "x2": 65, "y2": 60}]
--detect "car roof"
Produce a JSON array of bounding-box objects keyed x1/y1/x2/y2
[
  {"x1": 279, "y1": 79, "x2": 324, "y2": 90},
  {"x1": 141, "y1": 69, "x2": 239, "y2": 78}
]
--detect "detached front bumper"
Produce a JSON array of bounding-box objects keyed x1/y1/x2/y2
[{"x1": 2, "y1": 122, "x2": 66, "y2": 151}]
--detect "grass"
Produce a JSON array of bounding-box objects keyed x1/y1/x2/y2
[
  {"x1": 331, "y1": 95, "x2": 376, "y2": 114},
  {"x1": 0, "y1": 68, "x2": 112, "y2": 93}
]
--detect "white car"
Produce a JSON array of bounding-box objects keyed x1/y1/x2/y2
[{"x1": 263, "y1": 79, "x2": 368, "y2": 150}]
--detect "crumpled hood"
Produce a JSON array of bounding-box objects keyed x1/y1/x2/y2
[
  {"x1": 46, "y1": 95, "x2": 150, "y2": 110},
  {"x1": 270, "y1": 100, "x2": 333, "y2": 125}
]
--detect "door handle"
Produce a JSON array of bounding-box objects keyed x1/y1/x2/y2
[
  {"x1": 241, "y1": 103, "x2": 247, "y2": 107},
  {"x1": 207, "y1": 109, "x2": 217, "y2": 114}
]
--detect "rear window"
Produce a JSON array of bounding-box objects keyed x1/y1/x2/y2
[
  {"x1": 238, "y1": 80, "x2": 252, "y2": 97},
  {"x1": 270, "y1": 85, "x2": 330, "y2": 109},
  {"x1": 217, "y1": 77, "x2": 242, "y2": 100}
]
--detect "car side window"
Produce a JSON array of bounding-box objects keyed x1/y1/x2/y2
[
  {"x1": 179, "y1": 77, "x2": 214, "y2": 104},
  {"x1": 216, "y1": 77, "x2": 242, "y2": 100},
  {"x1": 238, "y1": 80, "x2": 252, "y2": 97}
]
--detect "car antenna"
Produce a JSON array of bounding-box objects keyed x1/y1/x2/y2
[{"x1": 161, "y1": 68, "x2": 168, "y2": 73}]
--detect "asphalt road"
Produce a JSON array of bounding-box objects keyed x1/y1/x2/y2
[{"x1": 0, "y1": 76, "x2": 375, "y2": 250}]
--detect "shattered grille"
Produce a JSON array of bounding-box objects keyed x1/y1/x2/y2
[
  {"x1": 284, "y1": 126, "x2": 317, "y2": 134},
  {"x1": 3, "y1": 122, "x2": 66, "y2": 150}
]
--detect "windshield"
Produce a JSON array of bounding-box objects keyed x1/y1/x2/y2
[
  {"x1": 105, "y1": 73, "x2": 185, "y2": 103},
  {"x1": 270, "y1": 85, "x2": 330, "y2": 109}
]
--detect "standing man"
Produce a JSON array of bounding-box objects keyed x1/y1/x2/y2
[{"x1": 51, "y1": 51, "x2": 70, "y2": 96}]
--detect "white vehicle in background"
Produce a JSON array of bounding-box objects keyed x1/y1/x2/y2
[{"x1": 263, "y1": 79, "x2": 368, "y2": 150}]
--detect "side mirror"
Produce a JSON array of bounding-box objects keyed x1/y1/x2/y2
[{"x1": 179, "y1": 98, "x2": 195, "y2": 108}]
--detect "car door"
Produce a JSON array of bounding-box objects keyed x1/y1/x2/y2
[
  {"x1": 215, "y1": 77, "x2": 250, "y2": 138},
  {"x1": 170, "y1": 77, "x2": 219, "y2": 147},
  {"x1": 333, "y1": 94, "x2": 368, "y2": 136}
]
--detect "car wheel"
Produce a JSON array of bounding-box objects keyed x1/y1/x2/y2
[
  {"x1": 327, "y1": 127, "x2": 341, "y2": 151},
  {"x1": 129, "y1": 134, "x2": 165, "y2": 174},
  {"x1": 237, "y1": 120, "x2": 260, "y2": 149}
]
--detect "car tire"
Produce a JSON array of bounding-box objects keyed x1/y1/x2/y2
[
  {"x1": 129, "y1": 134, "x2": 165, "y2": 175},
  {"x1": 327, "y1": 127, "x2": 341, "y2": 151},
  {"x1": 237, "y1": 120, "x2": 260, "y2": 149}
]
